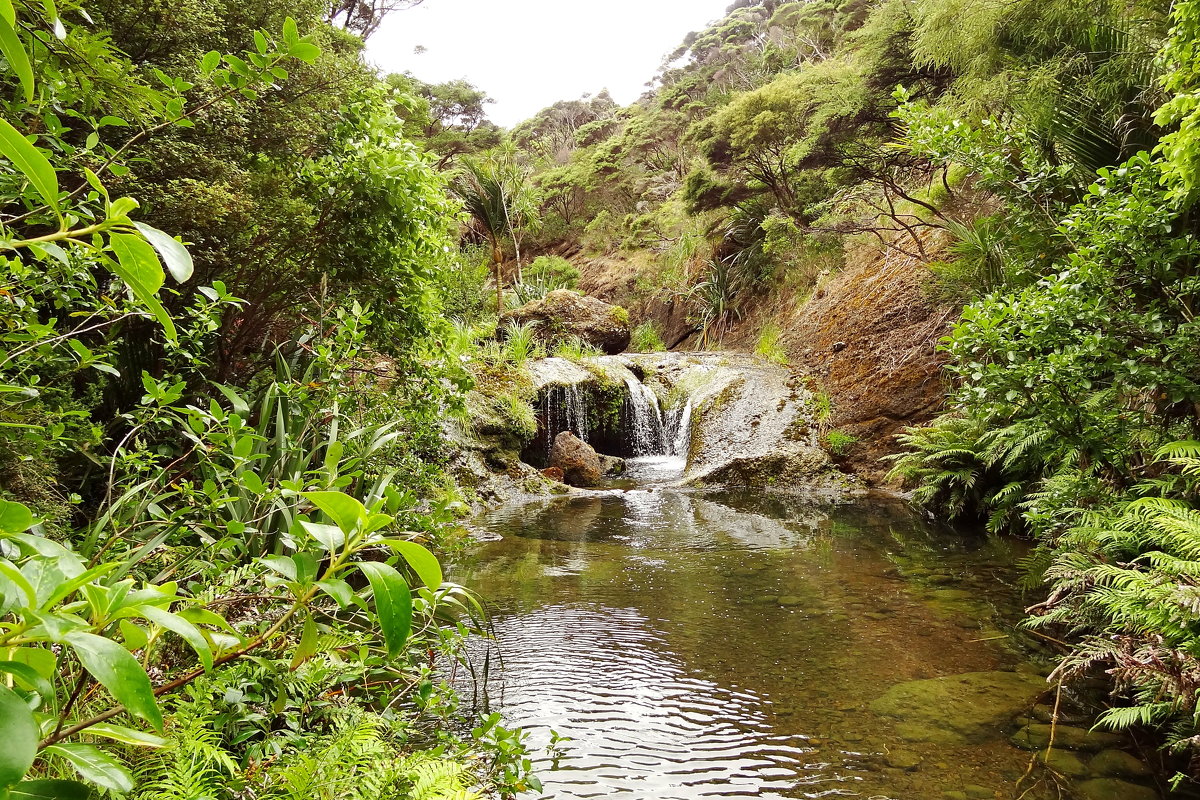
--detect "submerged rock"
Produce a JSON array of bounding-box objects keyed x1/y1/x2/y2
[
  {"x1": 502, "y1": 289, "x2": 631, "y2": 355},
  {"x1": 550, "y1": 431, "x2": 603, "y2": 487},
  {"x1": 1074, "y1": 778, "x2": 1159, "y2": 800},
  {"x1": 884, "y1": 750, "x2": 922, "y2": 771},
  {"x1": 869, "y1": 671, "x2": 1046, "y2": 745},
  {"x1": 1010, "y1": 723, "x2": 1125, "y2": 752},
  {"x1": 1035, "y1": 748, "x2": 1089, "y2": 778},
  {"x1": 1089, "y1": 749, "x2": 1153, "y2": 779}
]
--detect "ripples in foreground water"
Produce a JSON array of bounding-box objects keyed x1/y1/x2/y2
[{"x1": 457, "y1": 468, "x2": 1050, "y2": 800}]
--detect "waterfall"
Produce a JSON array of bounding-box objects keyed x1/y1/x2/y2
[
  {"x1": 542, "y1": 384, "x2": 593, "y2": 461},
  {"x1": 532, "y1": 359, "x2": 695, "y2": 466},
  {"x1": 663, "y1": 398, "x2": 693, "y2": 458},
  {"x1": 623, "y1": 376, "x2": 664, "y2": 456}
]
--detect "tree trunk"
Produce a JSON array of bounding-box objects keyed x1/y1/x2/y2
[{"x1": 492, "y1": 237, "x2": 504, "y2": 315}]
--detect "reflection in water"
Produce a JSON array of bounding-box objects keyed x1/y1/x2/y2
[{"x1": 457, "y1": 474, "x2": 1040, "y2": 800}]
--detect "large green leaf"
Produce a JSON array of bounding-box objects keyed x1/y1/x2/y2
[
  {"x1": 357, "y1": 562, "x2": 412, "y2": 659},
  {"x1": 0, "y1": 683, "x2": 37, "y2": 789},
  {"x1": 299, "y1": 521, "x2": 344, "y2": 552},
  {"x1": 0, "y1": 117, "x2": 56, "y2": 212},
  {"x1": 0, "y1": 498, "x2": 33, "y2": 533},
  {"x1": 64, "y1": 632, "x2": 163, "y2": 732},
  {"x1": 0, "y1": 660, "x2": 52, "y2": 699},
  {"x1": 135, "y1": 605, "x2": 212, "y2": 672},
  {"x1": 132, "y1": 222, "x2": 193, "y2": 283},
  {"x1": 9, "y1": 780, "x2": 93, "y2": 799},
  {"x1": 0, "y1": 15, "x2": 33, "y2": 103},
  {"x1": 84, "y1": 722, "x2": 167, "y2": 748},
  {"x1": 301, "y1": 492, "x2": 364, "y2": 534},
  {"x1": 382, "y1": 540, "x2": 443, "y2": 590},
  {"x1": 106, "y1": 232, "x2": 177, "y2": 342},
  {"x1": 44, "y1": 744, "x2": 132, "y2": 794}
]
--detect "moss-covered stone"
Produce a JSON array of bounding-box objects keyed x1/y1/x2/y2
[
  {"x1": 1074, "y1": 778, "x2": 1158, "y2": 800},
  {"x1": 1034, "y1": 748, "x2": 1089, "y2": 778},
  {"x1": 1088, "y1": 749, "x2": 1153, "y2": 779},
  {"x1": 1010, "y1": 724, "x2": 1125, "y2": 752},
  {"x1": 869, "y1": 671, "x2": 1046, "y2": 744}
]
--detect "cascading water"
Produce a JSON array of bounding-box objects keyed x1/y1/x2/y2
[
  {"x1": 542, "y1": 383, "x2": 592, "y2": 461},
  {"x1": 623, "y1": 377, "x2": 665, "y2": 456},
  {"x1": 528, "y1": 357, "x2": 695, "y2": 473},
  {"x1": 663, "y1": 397, "x2": 692, "y2": 458}
]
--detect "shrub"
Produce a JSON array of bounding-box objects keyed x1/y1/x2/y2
[
  {"x1": 824, "y1": 429, "x2": 858, "y2": 455},
  {"x1": 754, "y1": 322, "x2": 788, "y2": 365},
  {"x1": 631, "y1": 322, "x2": 666, "y2": 352}
]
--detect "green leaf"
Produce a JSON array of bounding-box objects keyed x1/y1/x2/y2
[
  {"x1": 200, "y1": 50, "x2": 220, "y2": 72},
  {"x1": 382, "y1": 540, "x2": 442, "y2": 590},
  {"x1": 289, "y1": 41, "x2": 321, "y2": 63},
  {"x1": 283, "y1": 17, "x2": 299, "y2": 46},
  {"x1": 132, "y1": 222, "x2": 193, "y2": 283},
  {"x1": 0, "y1": 661, "x2": 53, "y2": 699},
  {"x1": 84, "y1": 722, "x2": 167, "y2": 748},
  {"x1": 316, "y1": 578, "x2": 355, "y2": 609},
  {"x1": 0, "y1": 118, "x2": 55, "y2": 213},
  {"x1": 65, "y1": 632, "x2": 163, "y2": 732},
  {"x1": 136, "y1": 606, "x2": 212, "y2": 672},
  {"x1": 0, "y1": 683, "x2": 37, "y2": 789},
  {"x1": 214, "y1": 383, "x2": 250, "y2": 416},
  {"x1": 299, "y1": 521, "x2": 344, "y2": 552},
  {"x1": 0, "y1": 498, "x2": 33, "y2": 533},
  {"x1": 301, "y1": 492, "x2": 365, "y2": 534},
  {"x1": 107, "y1": 232, "x2": 177, "y2": 342},
  {"x1": 8, "y1": 780, "x2": 93, "y2": 799},
  {"x1": 0, "y1": 558, "x2": 36, "y2": 607},
  {"x1": 0, "y1": 0, "x2": 14, "y2": 26},
  {"x1": 288, "y1": 612, "x2": 318, "y2": 671},
  {"x1": 357, "y1": 562, "x2": 412, "y2": 659},
  {"x1": 0, "y1": 15, "x2": 33, "y2": 103},
  {"x1": 44, "y1": 744, "x2": 132, "y2": 794}
]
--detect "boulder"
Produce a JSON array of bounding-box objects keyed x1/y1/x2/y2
[
  {"x1": 1035, "y1": 748, "x2": 1089, "y2": 778},
  {"x1": 1010, "y1": 724, "x2": 1125, "y2": 752},
  {"x1": 502, "y1": 289, "x2": 631, "y2": 355},
  {"x1": 869, "y1": 671, "x2": 1047, "y2": 745},
  {"x1": 541, "y1": 466, "x2": 565, "y2": 482},
  {"x1": 1074, "y1": 778, "x2": 1158, "y2": 800},
  {"x1": 549, "y1": 432, "x2": 603, "y2": 487},
  {"x1": 1088, "y1": 749, "x2": 1153, "y2": 779}
]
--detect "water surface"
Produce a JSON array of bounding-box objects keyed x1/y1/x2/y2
[{"x1": 458, "y1": 462, "x2": 1049, "y2": 799}]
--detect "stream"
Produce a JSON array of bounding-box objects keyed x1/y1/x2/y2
[{"x1": 457, "y1": 457, "x2": 1054, "y2": 800}]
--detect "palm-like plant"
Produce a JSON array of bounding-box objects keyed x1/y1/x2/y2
[{"x1": 453, "y1": 146, "x2": 539, "y2": 314}]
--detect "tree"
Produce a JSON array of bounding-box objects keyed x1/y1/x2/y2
[
  {"x1": 393, "y1": 76, "x2": 503, "y2": 167},
  {"x1": 453, "y1": 147, "x2": 539, "y2": 314}
]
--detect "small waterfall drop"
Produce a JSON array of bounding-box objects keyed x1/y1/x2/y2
[
  {"x1": 663, "y1": 398, "x2": 693, "y2": 458},
  {"x1": 528, "y1": 357, "x2": 695, "y2": 469},
  {"x1": 623, "y1": 377, "x2": 665, "y2": 456},
  {"x1": 542, "y1": 384, "x2": 593, "y2": 462}
]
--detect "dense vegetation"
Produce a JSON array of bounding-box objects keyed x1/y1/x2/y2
[{"x1": 0, "y1": 2, "x2": 541, "y2": 799}]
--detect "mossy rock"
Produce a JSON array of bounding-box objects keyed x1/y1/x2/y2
[
  {"x1": 1088, "y1": 749, "x2": 1153, "y2": 779},
  {"x1": 1035, "y1": 748, "x2": 1089, "y2": 778},
  {"x1": 870, "y1": 671, "x2": 1047, "y2": 745},
  {"x1": 1010, "y1": 724, "x2": 1125, "y2": 752},
  {"x1": 1074, "y1": 778, "x2": 1158, "y2": 800}
]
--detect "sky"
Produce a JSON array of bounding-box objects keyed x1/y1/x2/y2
[{"x1": 364, "y1": 0, "x2": 734, "y2": 128}]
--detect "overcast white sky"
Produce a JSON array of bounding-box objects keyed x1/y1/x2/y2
[{"x1": 364, "y1": 0, "x2": 734, "y2": 128}]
